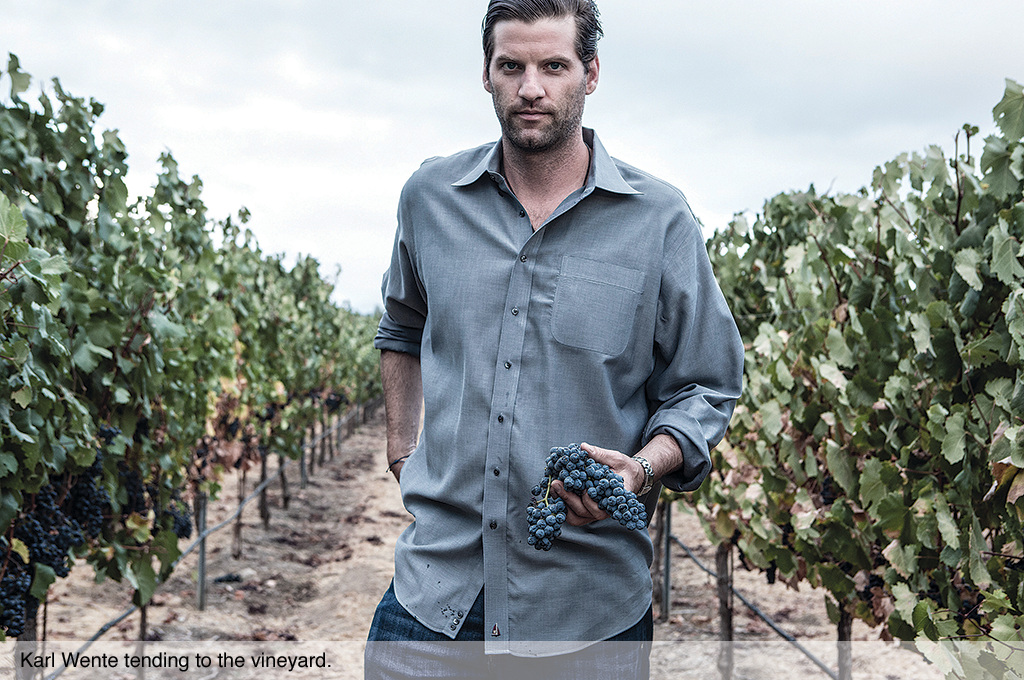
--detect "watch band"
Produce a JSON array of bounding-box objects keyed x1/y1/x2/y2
[{"x1": 633, "y1": 455, "x2": 654, "y2": 496}]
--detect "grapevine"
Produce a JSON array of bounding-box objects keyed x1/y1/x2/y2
[{"x1": 0, "y1": 55, "x2": 382, "y2": 640}]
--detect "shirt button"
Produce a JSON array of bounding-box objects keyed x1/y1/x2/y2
[
  {"x1": 511, "y1": 307, "x2": 519, "y2": 316},
  {"x1": 490, "y1": 520, "x2": 498, "y2": 529},
  {"x1": 520, "y1": 255, "x2": 527, "y2": 262},
  {"x1": 519, "y1": 209, "x2": 526, "y2": 218},
  {"x1": 493, "y1": 468, "x2": 500, "y2": 476},
  {"x1": 497, "y1": 415, "x2": 504, "y2": 423},
  {"x1": 504, "y1": 361, "x2": 511, "y2": 369}
]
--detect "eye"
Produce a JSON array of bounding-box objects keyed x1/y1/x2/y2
[
  {"x1": 548, "y1": 62, "x2": 565, "y2": 71},
  {"x1": 500, "y1": 61, "x2": 519, "y2": 72}
]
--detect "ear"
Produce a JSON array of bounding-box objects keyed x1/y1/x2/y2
[
  {"x1": 483, "y1": 62, "x2": 493, "y2": 93},
  {"x1": 585, "y1": 55, "x2": 600, "y2": 95}
]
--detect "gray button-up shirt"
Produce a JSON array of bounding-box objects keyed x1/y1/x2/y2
[{"x1": 374, "y1": 128, "x2": 743, "y2": 655}]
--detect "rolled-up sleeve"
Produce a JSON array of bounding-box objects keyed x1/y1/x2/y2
[
  {"x1": 643, "y1": 211, "x2": 744, "y2": 492},
  {"x1": 374, "y1": 183, "x2": 427, "y2": 357}
]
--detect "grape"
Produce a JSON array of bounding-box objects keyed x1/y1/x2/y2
[{"x1": 526, "y1": 443, "x2": 649, "y2": 552}]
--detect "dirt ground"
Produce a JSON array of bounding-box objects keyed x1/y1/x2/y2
[{"x1": 9, "y1": 408, "x2": 940, "y2": 679}]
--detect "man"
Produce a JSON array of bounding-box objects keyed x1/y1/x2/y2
[{"x1": 366, "y1": 0, "x2": 743, "y2": 674}]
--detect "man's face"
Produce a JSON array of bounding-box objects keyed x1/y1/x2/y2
[{"x1": 483, "y1": 16, "x2": 599, "y2": 154}]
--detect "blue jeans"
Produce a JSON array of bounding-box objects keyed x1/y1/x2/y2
[{"x1": 365, "y1": 581, "x2": 652, "y2": 679}]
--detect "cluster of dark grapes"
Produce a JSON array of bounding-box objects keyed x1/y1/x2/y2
[
  {"x1": 325, "y1": 392, "x2": 347, "y2": 413},
  {"x1": 165, "y1": 495, "x2": 193, "y2": 540},
  {"x1": 118, "y1": 466, "x2": 149, "y2": 516},
  {"x1": 2, "y1": 450, "x2": 115, "y2": 638},
  {"x1": 526, "y1": 444, "x2": 649, "y2": 551},
  {"x1": 67, "y1": 449, "x2": 112, "y2": 539},
  {"x1": 0, "y1": 558, "x2": 32, "y2": 638},
  {"x1": 12, "y1": 487, "x2": 83, "y2": 579},
  {"x1": 858, "y1": 573, "x2": 885, "y2": 601},
  {"x1": 98, "y1": 424, "x2": 121, "y2": 445},
  {"x1": 820, "y1": 474, "x2": 837, "y2": 506}
]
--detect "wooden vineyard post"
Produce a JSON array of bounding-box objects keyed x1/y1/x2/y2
[
  {"x1": 137, "y1": 601, "x2": 147, "y2": 680},
  {"x1": 319, "y1": 406, "x2": 328, "y2": 465},
  {"x1": 300, "y1": 434, "x2": 308, "y2": 489},
  {"x1": 259, "y1": 448, "x2": 270, "y2": 530},
  {"x1": 279, "y1": 453, "x2": 290, "y2": 509},
  {"x1": 232, "y1": 469, "x2": 245, "y2": 559},
  {"x1": 308, "y1": 423, "x2": 317, "y2": 477},
  {"x1": 662, "y1": 499, "x2": 672, "y2": 621},
  {"x1": 327, "y1": 407, "x2": 336, "y2": 461},
  {"x1": 196, "y1": 492, "x2": 208, "y2": 610},
  {"x1": 649, "y1": 499, "x2": 665, "y2": 616},
  {"x1": 716, "y1": 541, "x2": 734, "y2": 680},
  {"x1": 838, "y1": 609, "x2": 853, "y2": 680}
]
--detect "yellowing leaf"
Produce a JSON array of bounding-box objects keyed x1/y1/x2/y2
[
  {"x1": 1008, "y1": 470, "x2": 1024, "y2": 506},
  {"x1": 11, "y1": 538, "x2": 30, "y2": 563},
  {"x1": 11, "y1": 386, "x2": 31, "y2": 409}
]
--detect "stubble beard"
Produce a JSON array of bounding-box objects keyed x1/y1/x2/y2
[{"x1": 493, "y1": 78, "x2": 587, "y2": 155}]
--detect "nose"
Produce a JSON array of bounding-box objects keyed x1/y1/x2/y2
[{"x1": 518, "y1": 66, "x2": 544, "y2": 101}]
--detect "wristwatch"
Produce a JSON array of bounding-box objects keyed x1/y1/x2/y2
[{"x1": 633, "y1": 455, "x2": 654, "y2": 496}]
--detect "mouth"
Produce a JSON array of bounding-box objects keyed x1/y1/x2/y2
[{"x1": 515, "y1": 110, "x2": 548, "y2": 120}]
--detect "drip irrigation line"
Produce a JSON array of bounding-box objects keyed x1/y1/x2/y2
[
  {"x1": 670, "y1": 534, "x2": 839, "y2": 680},
  {"x1": 42, "y1": 401, "x2": 377, "y2": 680}
]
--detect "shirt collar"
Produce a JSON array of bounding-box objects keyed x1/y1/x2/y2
[{"x1": 452, "y1": 128, "x2": 642, "y2": 195}]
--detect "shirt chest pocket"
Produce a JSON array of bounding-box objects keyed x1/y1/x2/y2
[{"x1": 551, "y1": 256, "x2": 646, "y2": 356}]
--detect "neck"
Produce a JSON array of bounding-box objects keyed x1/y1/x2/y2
[{"x1": 501, "y1": 131, "x2": 590, "y2": 200}]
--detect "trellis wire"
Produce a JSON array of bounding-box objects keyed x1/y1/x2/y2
[{"x1": 663, "y1": 501, "x2": 839, "y2": 680}]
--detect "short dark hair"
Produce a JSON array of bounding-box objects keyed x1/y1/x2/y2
[{"x1": 482, "y1": 0, "x2": 603, "y2": 72}]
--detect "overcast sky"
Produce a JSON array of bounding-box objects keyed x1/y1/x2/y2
[{"x1": 2, "y1": 0, "x2": 1023, "y2": 314}]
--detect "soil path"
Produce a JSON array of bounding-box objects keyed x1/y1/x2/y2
[{"x1": 32, "y1": 408, "x2": 935, "y2": 678}]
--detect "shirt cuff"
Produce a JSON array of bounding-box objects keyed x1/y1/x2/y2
[
  {"x1": 642, "y1": 421, "x2": 713, "y2": 493},
  {"x1": 374, "y1": 312, "x2": 423, "y2": 357}
]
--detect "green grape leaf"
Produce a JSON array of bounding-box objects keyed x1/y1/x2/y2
[
  {"x1": 127, "y1": 557, "x2": 158, "y2": 606},
  {"x1": 993, "y1": 78, "x2": 1024, "y2": 141},
  {"x1": 859, "y1": 458, "x2": 886, "y2": 510},
  {"x1": 968, "y1": 515, "x2": 992, "y2": 588},
  {"x1": 991, "y1": 218, "x2": 1024, "y2": 286},
  {"x1": 942, "y1": 412, "x2": 967, "y2": 463},
  {"x1": 5, "y1": 53, "x2": 31, "y2": 100},
  {"x1": 890, "y1": 582, "x2": 918, "y2": 625},
  {"x1": 954, "y1": 249, "x2": 984, "y2": 291},
  {"x1": 29, "y1": 563, "x2": 56, "y2": 601},
  {"x1": 883, "y1": 538, "x2": 918, "y2": 578},
  {"x1": 759, "y1": 400, "x2": 783, "y2": 440},
  {"x1": 825, "y1": 439, "x2": 857, "y2": 494},
  {"x1": 149, "y1": 310, "x2": 187, "y2": 340},
  {"x1": 0, "y1": 194, "x2": 30, "y2": 264},
  {"x1": 935, "y1": 493, "x2": 960, "y2": 551},
  {"x1": 71, "y1": 336, "x2": 113, "y2": 373},
  {"x1": 981, "y1": 135, "x2": 1021, "y2": 199},
  {"x1": 990, "y1": 614, "x2": 1024, "y2": 642}
]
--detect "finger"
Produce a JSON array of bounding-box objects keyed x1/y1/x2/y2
[
  {"x1": 579, "y1": 485, "x2": 608, "y2": 521},
  {"x1": 552, "y1": 480, "x2": 602, "y2": 526}
]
